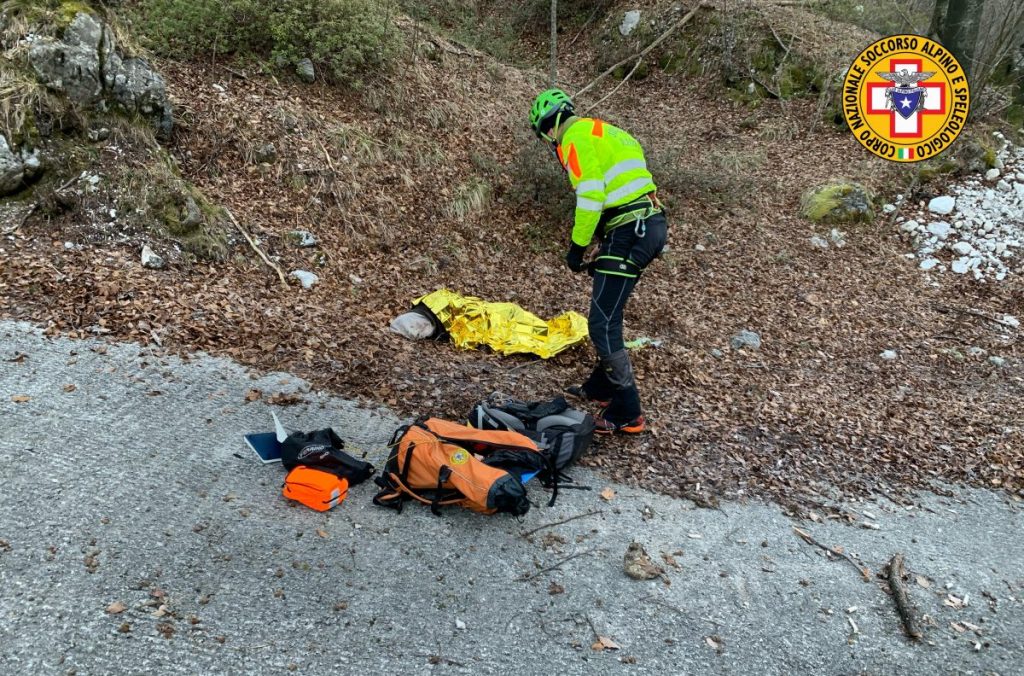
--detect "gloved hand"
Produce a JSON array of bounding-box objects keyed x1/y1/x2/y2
[{"x1": 565, "y1": 243, "x2": 587, "y2": 273}]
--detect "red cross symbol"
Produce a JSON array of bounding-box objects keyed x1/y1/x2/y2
[{"x1": 866, "y1": 59, "x2": 946, "y2": 139}]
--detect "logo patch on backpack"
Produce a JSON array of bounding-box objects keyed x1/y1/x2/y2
[{"x1": 449, "y1": 449, "x2": 470, "y2": 466}]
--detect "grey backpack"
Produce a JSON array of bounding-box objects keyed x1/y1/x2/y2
[{"x1": 467, "y1": 396, "x2": 595, "y2": 473}]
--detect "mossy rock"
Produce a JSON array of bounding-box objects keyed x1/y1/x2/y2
[{"x1": 799, "y1": 182, "x2": 874, "y2": 224}]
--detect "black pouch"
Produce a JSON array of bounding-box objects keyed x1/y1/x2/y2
[{"x1": 281, "y1": 428, "x2": 375, "y2": 486}]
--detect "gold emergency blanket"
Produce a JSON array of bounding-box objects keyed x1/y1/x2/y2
[{"x1": 415, "y1": 289, "x2": 588, "y2": 359}]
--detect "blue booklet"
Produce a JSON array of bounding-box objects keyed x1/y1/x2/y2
[{"x1": 244, "y1": 432, "x2": 283, "y2": 464}]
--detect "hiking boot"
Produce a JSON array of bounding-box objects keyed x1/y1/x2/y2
[
  {"x1": 564, "y1": 385, "x2": 610, "y2": 408},
  {"x1": 594, "y1": 413, "x2": 646, "y2": 435}
]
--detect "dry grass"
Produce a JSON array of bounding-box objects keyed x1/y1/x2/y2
[
  {"x1": 446, "y1": 178, "x2": 491, "y2": 222},
  {"x1": 0, "y1": 69, "x2": 62, "y2": 140}
]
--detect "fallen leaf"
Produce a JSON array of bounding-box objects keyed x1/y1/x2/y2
[
  {"x1": 944, "y1": 594, "x2": 966, "y2": 609},
  {"x1": 118, "y1": 622, "x2": 131, "y2": 633},
  {"x1": 950, "y1": 621, "x2": 967, "y2": 633},
  {"x1": 705, "y1": 635, "x2": 723, "y2": 652},
  {"x1": 661, "y1": 552, "x2": 681, "y2": 569},
  {"x1": 245, "y1": 388, "x2": 263, "y2": 402},
  {"x1": 4, "y1": 353, "x2": 27, "y2": 363},
  {"x1": 599, "y1": 487, "x2": 616, "y2": 501},
  {"x1": 63, "y1": 384, "x2": 77, "y2": 392},
  {"x1": 915, "y1": 575, "x2": 932, "y2": 589},
  {"x1": 548, "y1": 581, "x2": 564, "y2": 595},
  {"x1": 591, "y1": 636, "x2": 620, "y2": 651},
  {"x1": 11, "y1": 395, "x2": 30, "y2": 403},
  {"x1": 316, "y1": 528, "x2": 328, "y2": 539},
  {"x1": 267, "y1": 392, "x2": 304, "y2": 406},
  {"x1": 106, "y1": 601, "x2": 127, "y2": 614}
]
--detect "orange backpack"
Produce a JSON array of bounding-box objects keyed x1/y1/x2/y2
[
  {"x1": 283, "y1": 466, "x2": 349, "y2": 511},
  {"x1": 373, "y1": 418, "x2": 544, "y2": 516}
]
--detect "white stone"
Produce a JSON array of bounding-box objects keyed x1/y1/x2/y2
[
  {"x1": 928, "y1": 195, "x2": 955, "y2": 215},
  {"x1": 926, "y1": 221, "x2": 951, "y2": 239},
  {"x1": 809, "y1": 235, "x2": 830, "y2": 249},
  {"x1": 289, "y1": 230, "x2": 317, "y2": 247},
  {"x1": 951, "y1": 258, "x2": 970, "y2": 274},
  {"x1": 988, "y1": 356, "x2": 1006, "y2": 367},
  {"x1": 883, "y1": 203, "x2": 896, "y2": 213},
  {"x1": 290, "y1": 270, "x2": 319, "y2": 289},
  {"x1": 919, "y1": 258, "x2": 940, "y2": 271},
  {"x1": 967, "y1": 346, "x2": 986, "y2": 357},
  {"x1": 829, "y1": 228, "x2": 847, "y2": 247},
  {"x1": 879, "y1": 350, "x2": 898, "y2": 360},
  {"x1": 141, "y1": 245, "x2": 165, "y2": 269},
  {"x1": 952, "y1": 241, "x2": 973, "y2": 255},
  {"x1": 900, "y1": 220, "x2": 918, "y2": 233},
  {"x1": 997, "y1": 180, "x2": 1012, "y2": 192},
  {"x1": 985, "y1": 168, "x2": 1000, "y2": 181},
  {"x1": 1003, "y1": 315, "x2": 1020, "y2": 329},
  {"x1": 694, "y1": 244, "x2": 706, "y2": 252},
  {"x1": 619, "y1": 10, "x2": 641, "y2": 36}
]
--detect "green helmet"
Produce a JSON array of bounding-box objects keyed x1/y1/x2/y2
[{"x1": 529, "y1": 88, "x2": 575, "y2": 139}]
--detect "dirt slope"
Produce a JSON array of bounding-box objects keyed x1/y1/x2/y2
[{"x1": 1, "y1": 2, "x2": 1022, "y2": 513}]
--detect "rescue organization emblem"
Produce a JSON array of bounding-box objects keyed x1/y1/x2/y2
[
  {"x1": 843, "y1": 34, "x2": 970, "y2": 162},
  {"x1": 449, "y1": 449, "x2": 470, "y2": 466}
]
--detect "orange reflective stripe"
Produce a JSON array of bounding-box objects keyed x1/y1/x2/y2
[
  {"x1": 557, "y1": 145, "x2": 565, "y2": 164},
  {"x1": 591, "y1": 119, "x2": 604, "y2": 137},
  {"x1": 564, "y1": 144, "x2": 582, "y2": 179}
]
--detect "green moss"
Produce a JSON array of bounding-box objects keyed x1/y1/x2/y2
[
  {"x1": 57, "y1": 1, "x2": 95, "y2": 27},
  {"x1": 800, "y1": 183, "x2": 874, "y2": 224},
  {"x1": 917, "y1": 159, "x2": 957, "y2": 182},
  {"x1": 982, "y1": 147, "x2": 998, "y2": 169},
  {"x1": 1006, "y1": 104, "x2": 1024, "y2": 129}
]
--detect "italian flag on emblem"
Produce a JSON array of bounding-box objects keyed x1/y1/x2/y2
[{"x1": 897, "y1": 148, "x2": 915, "y2": 160}]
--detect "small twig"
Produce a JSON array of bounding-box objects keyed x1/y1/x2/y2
[
  {"x1": 766, "y1": 21, "x2": 789, "y2": 56},
  {"x1": 318, "y1": 139, "x2": 336, "y2": 173},
  {"x1": 225, "y1": 208, "x2": 290, "y2": 290},
  {"x1": 517, "y1": 548, "x2": 596, "y2": 581},
  {"x1": 793, "y1": 527, "x2": 871, "y2": 582},
  {"x1": 222, "y1": 66, "x2": 249, "y2": 80},
  {"x1": 574, "y1": 1, "x2": 708, "y2": 99},
  {"x1": 885, "y1": 553, "x2": 923, "y2": 640},
  {"x1": 509, "y1": 358, "x2": 545, "y2": 372},
  {"x1": 583, "y1": 57, "x2": 644, "y2": 114},
  {"x1": 521, "y1": 509, "x2": 603, "y2": 538},
  {"x1": 934, "y1": 304, "x2": 1019, "y2": 330},
  {"x1": 887, "y1": 173, "x2": 919, "y2": 226},
  {"x1": 414, "y1": 653, "x2": 465, "y2": 667}
]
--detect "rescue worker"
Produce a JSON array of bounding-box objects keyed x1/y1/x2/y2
[{"x1": 528, "y1": 88, "x2": 668, "y2": 434}]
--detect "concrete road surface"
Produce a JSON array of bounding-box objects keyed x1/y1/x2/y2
[{"x1": 1, "y1": 321, "x2": 1022, "y2": 675}]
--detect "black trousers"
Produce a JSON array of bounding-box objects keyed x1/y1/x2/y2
[{"x1": 582, "y1": 211, "x2": 668, "y2": 423}]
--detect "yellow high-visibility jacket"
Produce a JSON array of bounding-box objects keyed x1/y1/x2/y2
[{"x1": 556, "y1": 118, "x2": 657, "y2": 247}]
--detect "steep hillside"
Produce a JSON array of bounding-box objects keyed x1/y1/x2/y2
[{"x1": 1, "y1": 0, "x2": 1022, "y2": 512}]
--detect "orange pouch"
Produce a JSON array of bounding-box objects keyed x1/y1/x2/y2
[{"x1": 283, "y1": 466, "x2": 349, "y2": 511}]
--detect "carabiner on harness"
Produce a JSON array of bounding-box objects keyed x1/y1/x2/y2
[{"x1": 634, "y1": 216, "x2": 646, "y2": 238}]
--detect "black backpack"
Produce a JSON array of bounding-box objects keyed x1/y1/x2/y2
[
  {"x1": 467, "y1": 396, "x2": 595, "y2": 504},
  {"x1": 281, "y1": 428, "x2": 375, "y2": 486}
]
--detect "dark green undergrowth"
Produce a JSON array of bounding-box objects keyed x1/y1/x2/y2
[{"x1": 122, "y1": 0, "x2": 399, "y2": 84}]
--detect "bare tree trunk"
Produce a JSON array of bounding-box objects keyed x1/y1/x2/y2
[
  {"x1": 550, "y1": 0, "x2": 558, "y2": 86},
  {"x1": 928, "y1": 0, "x2": 950, "y2": 39},
  {"x1": 937, "y1": 0, "x2": 987, "y2": 78}
]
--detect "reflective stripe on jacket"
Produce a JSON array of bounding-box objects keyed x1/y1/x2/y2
[{"x1": 556, "y1": 118, "x2": 657, "y2": 247}]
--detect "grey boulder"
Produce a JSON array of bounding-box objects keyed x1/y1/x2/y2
[
  {"x1": 29, "y1": 12, "x2": 173, "y2": 137},
  {"x1": 0, "y1": 134, "x2": 42, "y2": 196}
]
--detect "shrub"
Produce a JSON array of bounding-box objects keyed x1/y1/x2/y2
[{"x1": 128, "y1": 0, "x2": 398, "y2": 84}]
